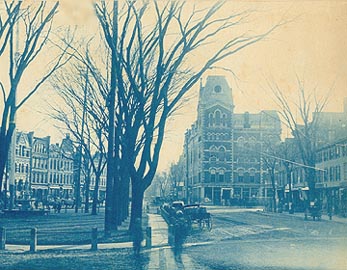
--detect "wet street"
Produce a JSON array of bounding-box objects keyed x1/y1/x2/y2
[{"x1": 173, "y1": 208, "x2": 347, "y2": 270}]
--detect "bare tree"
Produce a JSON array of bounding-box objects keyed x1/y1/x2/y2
[
  {"x1": 270, "y1": 77, "x2": 329, "y2": 202},
  {"x1": 95, "y1": 0, "x2": 284, "y2": 232},
  {"x1": 50, "y1": 52, "x2": 108, "y2": 215},
  {"x1": 0, "y1": 1, "x2": 71, "y2": 194},
  {"x1": 168, "y1": 159, "x2": 185, "y2": 200}
]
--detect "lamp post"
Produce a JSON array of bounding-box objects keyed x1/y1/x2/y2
[{"x1": 289, "y1": 171, "x2": 294, "y2": 214}]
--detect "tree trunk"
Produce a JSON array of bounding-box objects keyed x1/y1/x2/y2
[
  {"x1": 104, "y1": 0, "x2": 118, "y2": 236},
  {"x1": 92, "y1": 173, "x2": 101, "y2": 215},
  {"x1": 0, "y1": 123, "x2": 15, "y2": 193},
  {"x1": 112, "y1": 174, "x2": 121, "y2": 226},
  {"x1": 84, "y1": 172, "x2": 90, "y2": 213},
  {"x1": 129, "y1": 180, "x2": 144, "y2": 232},
  {"x1": 119, "y1": 171, "x2": 130, "y2": 223}
]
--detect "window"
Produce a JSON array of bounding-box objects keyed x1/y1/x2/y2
[
  {"x1": 237, "y1": 136, "x2": 245, "y2": 144},
  {"x1": 249, "y1": 169, "x2": 256, "y2": 183},
  {"x1": 324, "y1": 168, "x2": 328, "y2": 182},
  {"x1": 237, "y1": 169, "x2": 244, "y2": 182},
  {"x1": 218, "y1": 169, "x2": 225, "y2": 182},
  {"x1": 210, "y1": 168, "x2": 216, "y2": 182},
  {"x1": 219, "y1": 146, "x2": 226, "y2": 161},
  {"x1": 209, "y1": 113, "x2": 213, "y2": 126},
  {"x1": 336, "y1": 166, "x2": 341, "y2": 181},
  {"x1": 214, "y1": 85, "x2": 222, "y2": 93},
  {"x1": 215, "y1": 110, "x2": 221, "y2": 126}
]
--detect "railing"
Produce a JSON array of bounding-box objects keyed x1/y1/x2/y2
[{"x1": 0, "y1": 226, "x2": 99, "y2": 252}]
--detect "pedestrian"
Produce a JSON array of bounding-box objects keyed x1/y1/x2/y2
[
  {"x1": 57, "y1": 201, "x2": 62, "y2": 213},
  {"x1": 174, "y1": 210, "x2": 187, "y2": 255},
  {"x1": 132, "y1": 218, "x2": 143, "y2": 256},
  {"x1": 34, "y1": 200, "x2": 39, "y2": 209}
]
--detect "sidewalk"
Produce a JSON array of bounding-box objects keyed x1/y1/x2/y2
[
  {"x1": 204, "y1": 205, "x2": 347, "y2": 224},
  {"x1": 285, "y1": 211, "x2": 347, "y2": 224},
  {"x1": 2, "y1": 211, "x2": 186, "y2": 269},
  {"x1": 147, "y1": 213, "x2": 204, "y2": 270}
]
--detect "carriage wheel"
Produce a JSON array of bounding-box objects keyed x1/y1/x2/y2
[
  {"x1": 186, "y1": 218, "x2": 193, "y2": 233},
  {"x1": 198, "y1": 219, "x2": 204, "y2": 230},
  {"x1": 207, "y1": 216, "x2": 212, "y2": 231}
]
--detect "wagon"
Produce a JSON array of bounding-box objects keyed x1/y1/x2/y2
[
  {"x1": 183, "y1": 204, "x2": 212, "y2": 231},
  {"x1": 308, "y1": 205, "x2": 322, "y2": 221}
]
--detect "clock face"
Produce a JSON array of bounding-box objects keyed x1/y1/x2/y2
[{"x1": 214, "y1": 85, "x2": 222, "y2": 93}]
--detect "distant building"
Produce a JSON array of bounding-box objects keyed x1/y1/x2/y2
[
  {"x1": 13, "y1": 131, "x2": 32, "y2": 199},
  {"x1": 47, "y1": 134, "x2": 74, "y2": 199},
  {"x1": 29, "y1": 133, "x2": 50, "y2": 201},
  {"x1": 275, "y1": 98, "x2": 347, "y2": 214},
  {"x1": 183, "y1": 76, "x2": 281, "y2": 205},
  {"x1": 314, "y1": 97, "x2": 347, "y2": 145},
  {"x1": 89, "y1": 152, "x2": 107, "y2": 201},
  {"x1": 233, "y1": 111, "x2": 281, "y2": 204},
  {"x1": 315, "y1": 137, "x2": 347, "y2": 216}
]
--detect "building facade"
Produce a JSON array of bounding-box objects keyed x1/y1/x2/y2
[
  {"x1": 13, "y1": 131, "x2": 32, "y2": 200},
  {"x1": 6, "y1": 132, "x2": 76, "y2": 205},
  {"x1": 184, "y1": 76, "x2": 281, "y2": 205},
  {"x1": 47, "y1": 134, "x2": 74, "y2": 200},
  {"x1": 315, "y1": 137, "x2": 347, "y2": 216},
  {"x1": 30, "y1": 133, "x2": 50, "y2": 201},
  {"x1": 233, "y1": 111, "x2": 281, "y2": 205}
]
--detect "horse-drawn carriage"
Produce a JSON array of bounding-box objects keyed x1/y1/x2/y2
[
  {"x1": 308, "y1": 202, "x2": 322, "y2": 221},
  {"x1": 182, "y1": 204, "x2": 212, "y2": 231}
]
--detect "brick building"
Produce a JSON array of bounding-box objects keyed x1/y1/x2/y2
[{"x1": 184, "y1": 76, "x2": 281, "y2": 205}]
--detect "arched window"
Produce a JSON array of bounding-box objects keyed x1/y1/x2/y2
[
  {"x1": 210, "y1": 145, "x2": 217, "y2": 151},
  {"x1": 237, "y1": 168, "x2": 245, "y2": 182},
  {"x1": 215, "y1": 110, "x2": 221, "y2": 126},
  {"x1": 209, "y1": 113, "x2": 213, "y2": 126},
  {"x1": 210, "y1": 155, "x2": 217, "y2": 162},
  {"x1": 218, "y1": 168, "x2": 225, "y2": 182},
  {"x1": 210, "y1": 168, "x2": 216, "y2": 182},
  {"x1": 237, "y1": 136, "x2": 245, "y2": 144},
  {"x1": 219, "y1": 146, "x2": 226, "y2": 161}
]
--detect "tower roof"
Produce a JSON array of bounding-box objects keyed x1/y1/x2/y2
[{"x1": 199, "y1": 75, "x2": 233, "y2": 109}]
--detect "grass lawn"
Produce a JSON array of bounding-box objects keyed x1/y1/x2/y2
[
  {"x1": 0, "y1": 208, "x2": 148, "y2": 245},
  {"x1": 0, "y1": 248, "x2": 150, "y2": 270}
]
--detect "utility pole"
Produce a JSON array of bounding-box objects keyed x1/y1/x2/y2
[{"x1": 185, "y1": 132, "x2": 190, "y2": 204}]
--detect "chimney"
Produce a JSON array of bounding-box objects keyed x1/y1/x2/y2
[{"x1": 244, "y1": 112, "x2": 250, "y2": 128}]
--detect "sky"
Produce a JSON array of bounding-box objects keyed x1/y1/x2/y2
[{"x1": 1, "y1": 0, "x2": 347, "y2": 172}]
